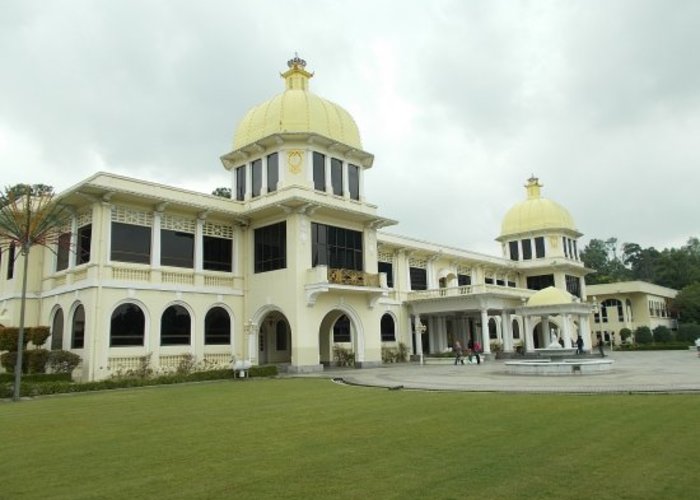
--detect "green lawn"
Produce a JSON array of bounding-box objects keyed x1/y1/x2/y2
[{"x1": 1, "y1": 379, "x2": 698, "y2": 500}]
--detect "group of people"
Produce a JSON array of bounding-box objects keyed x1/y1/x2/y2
[{"x1": 453, "y1": 339, "x2": 481, "y2": 365}]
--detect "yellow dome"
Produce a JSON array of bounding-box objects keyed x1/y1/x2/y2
[
  {"x1": 527, "y1": 286, "x2": 574, "y2": 307},
  {"x1": 500, "y1": 177, "x2": 577, "y2": 238},
  {"x1": 233, "y1": 56, "x2": 362, "y2": 150}
]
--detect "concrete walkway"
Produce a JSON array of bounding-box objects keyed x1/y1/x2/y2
[{"x1": 289, "y1": 350, "x2": 700, "y2": 394}]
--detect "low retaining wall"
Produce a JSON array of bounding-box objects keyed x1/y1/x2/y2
[{"x1": 505, "y1": 359, "x2": 614, "y2": 376}]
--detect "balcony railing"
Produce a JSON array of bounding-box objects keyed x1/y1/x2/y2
[
  {"x1": 407, "y1": 284, "x2": 534, "y2": 301},
  {"x1": 327, "y1": 268, "x2": 380, "y2": 287}
]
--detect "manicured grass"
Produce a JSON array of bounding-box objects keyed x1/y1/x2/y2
[{"x1": 2, "y1": 379, "x2": 699, "y2": 499}]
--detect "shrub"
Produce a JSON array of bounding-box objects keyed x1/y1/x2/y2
[
  {"x1": 635, "y1": 326, "x2": 653, "y2": 345},
  {"x1": 677, "y1": 323, "x2": 700, "y2": 343},
  {"x1": 176, "y1": 353, "x2": 196, "y2": 375},
  {"x1": 653, "y1": 326, "x2": 673, "y2": 343},
  {"x1": 47, "y1": 350, "x2": 82, "y2": 374},
  {"x1": 0, "y1": 372, "x2": 71, "y2": 383},
  {"x1": 0, "y1": 351, "x2": 18, "y2": 372},
  {"x1": 381, "y1": 347, "x2": 396, "y2": 363},
  {"x1": 619, "y1": 328, "x2": 632, "y2": 343},
  {"x1": 397, "y1": 342, "x2": 409, "y2": 362},
  {"x1": 249, "y1": 365, "x2": 278, "y2": 377},
  {"x1": 332, "y1": 345, "x2": 355, "y2": 367},
  {"x1": 0, "y1": 327, "x2": 27, "y2": 352},
  {"x1": 26, "y1": 349, "x2": 50, "y2": 373},
  {"x1": 29, "y1": 326, "x2": 51, "y2": 347}
]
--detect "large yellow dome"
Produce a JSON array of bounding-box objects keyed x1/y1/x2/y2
[
  {"x1": 527, "y1": 286, "x2": 575, "y2": 307},
  {"x1": 499, "y1": 177, "x2": 577, "y2": 239},
  {"x1": 232, "y1": 56, "x2": 362, "y2": 150}
]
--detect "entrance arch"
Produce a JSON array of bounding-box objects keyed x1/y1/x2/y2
[
  {"x1": 256, "y1": 309, "x2": 292, "y2": 366},
  {"x1": 318, "y1": 306, "x2": 364, "y2": 368}
]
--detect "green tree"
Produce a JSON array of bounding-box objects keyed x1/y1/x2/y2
[
  {"x1": 0, "y1": 184, "x2": 69, "y2": 401},
  {"x1": 652, "y1": 325, "x2": 672, "y2": 343},
  {"x1": 581, "y1": 238, "x2": 630, "y2": 284},
  {"x1": 211, "y1": 187, "x2": 231, "y2": 198},
  {"x1": 676, "y1": 323, "x2": 700, "y2": 343},
  {"x1": 634, "y1": 326, "x2": 653, "y2": 345},
  {"x1": 672, "y1": 282, "x2": 700, "y2": 324}
]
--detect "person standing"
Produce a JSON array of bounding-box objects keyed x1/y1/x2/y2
[
  {"x1": 473, "y1": 340, "x2": 482, "y2": 365},
  {"x1": 453, "y1": 340, "x2": 464, "y2": 365},
  {"x1": 576, "y1": 335, "x2": 584, "y2": 355}
]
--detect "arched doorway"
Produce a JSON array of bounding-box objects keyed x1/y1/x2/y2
[
  {"x1": 318, "y1": 309, "x2": 362, "y2": 368},
  {"x1": 257, "y1": 311, "x2": 292, "y2": 366}
]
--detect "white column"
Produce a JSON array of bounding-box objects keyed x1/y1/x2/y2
[
  {"x1": 359, "y1": 166, "x2": 365, "y2": 201},
  {"x1": 580, "y1": 315, "x2": 592, "y2": 350},
  {"x1": 415, "y1": 315, "x2": 424, "y2": 363},
  {"x1": 562, "y1": 314, "x2": 572, "y2": 347},
  {"x1": 342, "y1": 161, "x2": 349, "y2": 199},
  {"x1": 524, "y1": 315, "x2": 534, "y2": 353},
  {"x1": 542, "y1": 316, "x2": 550, "y2": 345},
  {"x1": 261, "y1": 157, "x2": 268, "y2": 195},
  {"x1": 68, "y1": 214, "x2": 78, "y2": 268},
  {"x1": 480, "y1": 309, "x2": 491, "y2": 354},
  {"x1": 502, "y1": 311, "x2": 513, "y2": 352},
  {"x1": 245, "y1": 163, "x2": 252, "y2": 200},
  {"x1": 324, "y1": 156, "x2": 332, "y2": 193},
  {"x1": 152, "y1": 211, "x2": 162, "y2": 267},
  {"x1": 195, "y1": 217, "x2": 204, "y2": 272}
]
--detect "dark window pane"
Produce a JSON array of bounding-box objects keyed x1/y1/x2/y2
[
  {"x1": 77, "y1": 225, "x2": 92, "y2": 265},
  {"x1": 348, "y1": 164, "x2": 359, "y2": 200},
  {"x1": 526, "y1": 274, "x2": 555, "y2": 291},
  {"x1": 267, "y1": 153, "x2": 279, "y2": 193},
  {"x1": 254, "y1": 221, "x2": 287, "y2": 273},
  {"x1": 331, "y1": 158, "x2": 343, "y2": 196},
  {"x1": 71, "y1": 305, "x2": 85, "y2": 349},
  {"x1": 566, "y1": 275, "x2": 581, "y2": 298},
  {"x1": 51, "y1": 308, "x2": 64, "y2": 350},
  {"x1": 410, "y1": 267, "x2": 427, "y2": 290},
  {"x1": 535, "y1": 237, "x2": 545, "y2": 258},
  {"x1": 573, "y1": 240, "x2": 578, "y2": 260},
  {"x1": 378, "y1": 261, "x2": 393, "y2": 287},
  {"x1": 311, "y1": 222, "x2": 363, "y2": 271},
  {"x1": 251, "y1": 159, "x2": 262, "y2": 198},
  {"x1": 485, "y1": 277, "x2": 494, "y2": 284},
  {"x1": 205, "y1": 307, "x2": 230, "y2": 345},
  {"x1": 161, "y1": 305, "x2": 191, "y2": 346},
  {"x1": 161, "y1": 230, "x2": 194, "y2": 268},
  {"x1": 563, "y1": 237, "x2": 568, "y2": 257},
  {"x1": 111, "y1": 222, "x2": 151, "y2": 264},
  {"x1": 276, "y1": 321, "x2": 288, "y2": 350},
  {"x1": 509, "y1": 241, "x2": 519, "y2": 261},
  {"x1": 522, "y1": 239, "x2": 532, "y2": 260},
  {"x1": 236, "y1": 166, "x2": 246, "y2": 201},
  {"x1": 380, "y1": 314, "x2": 395, "y2": 342},
  {"x1": 110, "y1": 304, "x2": 145, "y2": 346},
  {"x1": 458, "y1": 274, "x2": 471, "y2": 286},
  {"x1": 203, "y1": 236, "x2": 232, "y2": 272},
  {"x1": 313, "y1": 152, "x2": 325, "y2": 191},
  {"x1": 56, "y1": 233, "x2": 71, "y2": 271},
  {"x1": 333, "y1": 315, "x2": 351, "y2": 343}
]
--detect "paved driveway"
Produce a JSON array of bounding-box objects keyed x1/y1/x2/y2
[{"x1": 290, "y1": 350, "x2": 700, "y2": 393}]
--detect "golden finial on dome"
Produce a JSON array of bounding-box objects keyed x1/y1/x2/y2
[
  {"x1": 525, "y1": 175, "x2": 542, "y2": 199},
  {"x1": 281, "y1": 53, "x2": 314, "y2": 91}
]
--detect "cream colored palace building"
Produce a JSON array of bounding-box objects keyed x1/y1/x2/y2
[{"x1": 0, "y1": 57, "x2": 676, "y2": 381}]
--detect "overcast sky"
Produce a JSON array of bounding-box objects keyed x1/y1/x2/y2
[{"x1": 1, "y1": 0, "x2": 698, "y2": 255}]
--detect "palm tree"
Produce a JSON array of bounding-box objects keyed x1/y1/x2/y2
[{"x1": 0, "y1": 184, "x2": 69, "y2": 401}]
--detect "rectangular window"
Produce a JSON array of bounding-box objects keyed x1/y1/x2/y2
[
  {"x1": 7, "y1": 242, "x2": 15, "y2": 279},
  {"x1": 313, "y1": 152, "x2": 325, "y2": 191},
  {"x1": 348, "y1": 164, "x2": 359, "y2": 200},
  {"x1": 251, "y1": 159, "x2": 262, "y2": 198},
  {"x1": 378, "y1": 261, "x2": 393, "y2": 288},
  {"x1": 573, "y1": 240, "x2": 578, "y2": 260},
  {"x1": 567, "y1": 238, "x2": 573, "y2": 259},
  {"x1": 255, "y1": 221, "x2": 287, "y2": 273},
  {"x1": 409, "y1": 267, "x2": 427, "y2": 290},
  {"x1": 267, "y1": 153, "x2": 279, "y2": 193},
  {"x1": 203, "y1": 236, "x2": 232, "y2": 272},
  {"x1": 563, "y1": 237, "x2": 569, "y2": 258},
  {"x1": 458, "y1": 274, "x2": 471, "y2": 286},
  {"x1": 526, "y1": 274, "x2": 554, "y2": 291},
  {"x1": 507, "y1": 281, "x2": 516, "y2": 288},
  {"x1": 535, "y1": 237, "x2": 545, "y2": 258},
  {"x1": 331, "y1": 158, "x2": 343, "y2": 196},
  {"x1": 235, "y1": 166, "x2": 246, "y2": 201},
  {"x1": 111, "y1": 222, "x2": 151, "y2": 264},
  {"x1": 485, "y1": 277, "x2": 494, "y2": 284},
  {"x1": 56, "y1": 232, "x2": 71, "y2": 271},
  {"x1": 496, "y1": 279, "x2": 505, "y2": 286},
  {"x1": 161, "y1": 230, "x2": 194, "y2": 268},
  {"x1": 312, "y1": 223, "x2": 363, "y2": 271},
  {"x1": 77, "y1": 224, "x2": 92, "y2": 265},
  {"x1": 509, "y1": 241, "x2": 519, "y2": 261},
  {"x1": 521, "y1": 239, "x2": 532, "y2": 260},
  {"x1": 565, "y1": 275, "x2": 581, "y2": 298}
]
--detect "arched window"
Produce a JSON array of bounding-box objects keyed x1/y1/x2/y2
[
  {"x1": 380, "y1": 314, "x2": 395, "y2": 342},
  {"x1": 111, "y1": 303, "x2": 145, "y2": 346},
  {"x1": 51, "y1": 308, "x2": 64, "y2": 350},
  {"x1": 512, "y1": 319, "x2": 520, "y2": 339},
  {"x1": 204, "y1": 307, "x2": 230, "y2": 345},
  {"x1": 161, "y1": 305, "x2": 191, "y2": 346},
  {"x1": 71, "y1": 305, "x2": 85, "y2": 349},
  {"x1": 333, "y1": 315, "x2": 351, "y2": 343}
]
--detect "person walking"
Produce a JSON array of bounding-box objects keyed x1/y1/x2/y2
[
  {"x1": 596, "y1": 335, "x2": 606, "y2": 357},
  {"x1": 576, "y1": 335, "x2": 584, "y2": 355},
  {"x1": 473, "y1": 340, "x2": 482, "y2": 365},
  {"x1": 453, "y1": 340, "x2": 465, "y2": 365}
]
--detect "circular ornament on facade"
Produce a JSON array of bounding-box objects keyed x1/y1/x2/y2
[{"x1": 287, "y1": 150, "x2": 304, "y2": 174}]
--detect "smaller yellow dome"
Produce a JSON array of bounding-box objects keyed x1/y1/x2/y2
[
  {"x1": 233, "y1": 56, "x2": 362, "y2": 150},
  {"x1": 500, "y1": 177, "x2": 577, "y2": 239},
  {"x1": 527, "y1": 286, "x2": 574, "y2": 307}
]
